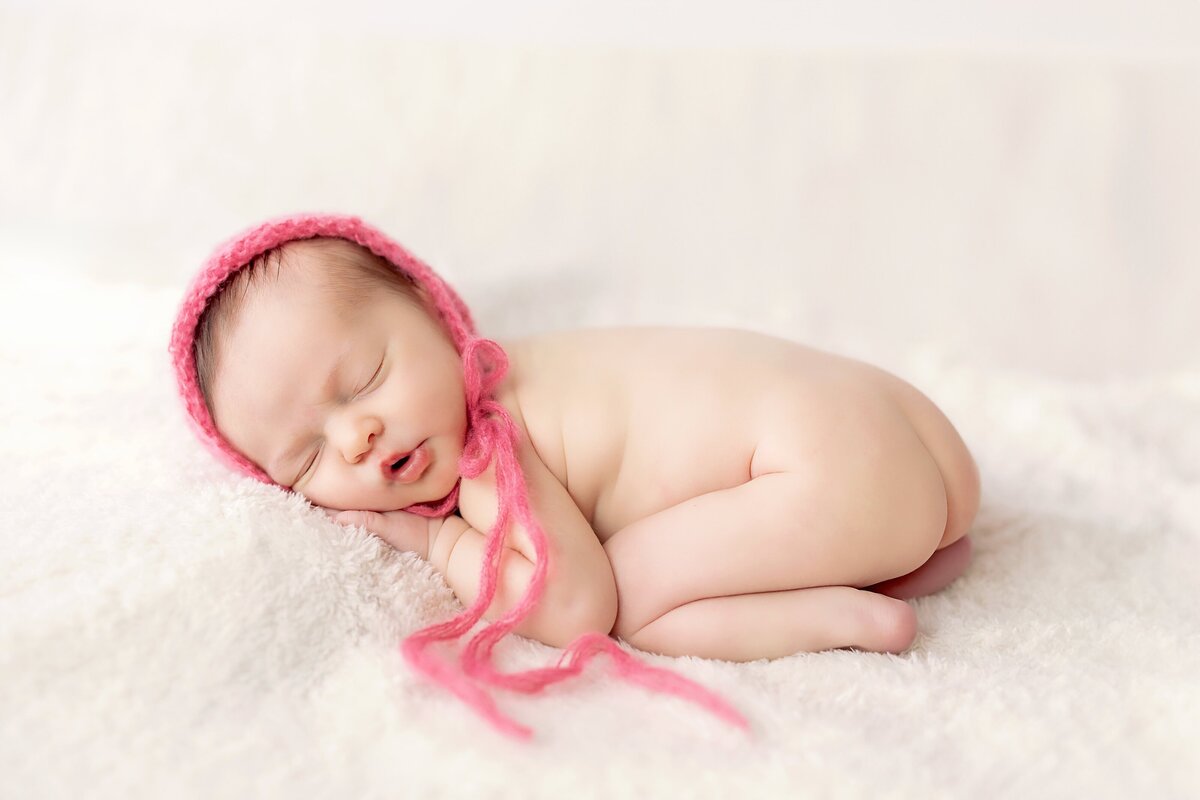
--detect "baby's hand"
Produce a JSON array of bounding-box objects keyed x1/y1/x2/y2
[{"x1": 324, "y1": 508, "x2": 434, "y2": 560}]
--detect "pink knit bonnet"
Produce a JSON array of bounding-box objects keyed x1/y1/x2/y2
[{"x1": 169, "y1": 212, "x2": 749, "y2": 741}]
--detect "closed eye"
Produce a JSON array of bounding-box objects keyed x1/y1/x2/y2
[
  {"x1": 293, "y1": 445, "x2": 321, "y2": 487},
  {"x1": 292, "y1": 353, "x2": 384, "y2": 487},
  {"x1": 355, "y1": 356, "x2": 385, "y2": 397}
]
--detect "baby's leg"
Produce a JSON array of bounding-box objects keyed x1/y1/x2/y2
[
  {"x1": 603, "y1": 471, "x2": 945, "y2": 640},
  {"x1": 621, "y1": 585, "x2": 916, "y2": 662}
]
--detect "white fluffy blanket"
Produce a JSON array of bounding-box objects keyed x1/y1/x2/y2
[{"x1": 2, "y1": 269, "x2": 1197, "y2": 799}]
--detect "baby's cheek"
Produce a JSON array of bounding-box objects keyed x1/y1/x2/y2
[{"x1": 294, "y1": 479, "x2": 344, "y2": 511}]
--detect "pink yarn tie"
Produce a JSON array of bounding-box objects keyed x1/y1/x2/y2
[
  {"x1": 398, "y1": 338, "x2": 752, "y2": 741},
  {"x1": 171, "y1": 213, "x2": 751, "y2": 744}
]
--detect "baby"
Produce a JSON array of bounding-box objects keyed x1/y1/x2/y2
[{"x1": 179, "y1": 218, "x2": 980, "y2": 669}]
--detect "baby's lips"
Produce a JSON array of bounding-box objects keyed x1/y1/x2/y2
[{"x1": 379, "y1": 449, "x2": 412, "y2": 479}]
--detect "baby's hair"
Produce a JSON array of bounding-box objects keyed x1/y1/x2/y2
[{"x1": 193, "y1": 236, "x2": 424, "y2": 422}]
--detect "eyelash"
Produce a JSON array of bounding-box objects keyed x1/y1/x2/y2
[
  {"x1": 357, "y1": 359, "x2": 385, "y2": 396},
  {"x1": 295, "y1": 356, "x2": 385, "y2": 486},
  {"x1": 295, "y1": 448, "x2": 321, "y2": 486}
]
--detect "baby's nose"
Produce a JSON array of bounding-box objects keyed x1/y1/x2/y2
[
  {"x1": 333, "y1": 414, "x2": 380, "y2": 464},
  {"x1": 349, "y1": 430, "x2": 376, "y2": 463}
]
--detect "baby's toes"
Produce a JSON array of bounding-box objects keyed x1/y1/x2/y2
[{"x1": 851, "y1": 591, "x2": 917, "y2": 654}]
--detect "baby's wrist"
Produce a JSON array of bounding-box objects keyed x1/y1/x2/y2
[
  {"x1": 426, "y1": 514, "x2": 470, "y2": 573},
  {"x1": 424, "y1": 516, "x2": 440, "y2": 562}
]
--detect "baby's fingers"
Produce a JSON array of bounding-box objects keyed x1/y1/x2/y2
[
  {"x1": 330, "y1": 509, "x2": 429, "y2": 557},
  {"x1": 333, "y1": 510, "x2": 384, "y2": 533}
]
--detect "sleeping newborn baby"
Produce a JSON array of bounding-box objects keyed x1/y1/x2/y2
[{"x1": 171, "y1": 214, "x2": 978, "y2": 736}]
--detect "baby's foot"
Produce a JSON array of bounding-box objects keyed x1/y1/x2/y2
[{"x1": 865, "y1": 535, "x2": 972, "y2": 600}]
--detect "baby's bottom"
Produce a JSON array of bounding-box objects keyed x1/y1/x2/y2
[
  {"x1": 606, "y1": 378, "x2": 980, "y2": 661},
  {"x1": 620, "y1": 535, "x2": 972, "y2": 662},
  {"x1": 605, "y1": 463, "x2": 976, "y2": 660}
]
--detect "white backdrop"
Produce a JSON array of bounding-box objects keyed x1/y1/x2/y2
[
  {"x1": 2, "y1": 4, "x2": 1199, "y2": 799},
  {"x1": 1, "y1": 0, "x2": 1197, "y2": 379}
]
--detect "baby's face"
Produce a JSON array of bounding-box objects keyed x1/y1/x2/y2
[{"x1": 210, "y1": 256, "x2": 467, "y2": 511}]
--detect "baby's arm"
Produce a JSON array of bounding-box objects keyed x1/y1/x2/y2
[
  {"x1": 443, "y1": 434, "x2": 618, "y2": 648},
  {"x1": 336, "y1": 437, "x2": 618, "y2": 650},
  {"x1": 427, "y1": 515, "x2": 609, "y2": 649}
]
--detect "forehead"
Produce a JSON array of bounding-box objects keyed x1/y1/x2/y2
[
  {"x1": 208, "y1": 262, "x2": 368, "y2": 468},
  {"x1": 222, "y1": 258, "x2": 350, "y2": 361}
]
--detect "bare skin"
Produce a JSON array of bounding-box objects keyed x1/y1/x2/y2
[
  {"x1": 213, "y1": 244, "x2": 981, "y2": 662},
  {"x1": 496, "y1": 327, "x2": 980, "y2": 658}
]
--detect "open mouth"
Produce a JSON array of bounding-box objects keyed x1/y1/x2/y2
[{"x1": 381, "y1": 442, "x2": 430, "y2": 484}]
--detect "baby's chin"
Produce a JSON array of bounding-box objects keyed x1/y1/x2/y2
[{"x1": 413, "y1": 453, "x2": 462, "y2": 506}]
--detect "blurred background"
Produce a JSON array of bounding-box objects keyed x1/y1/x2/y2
[{"x1": 1, "y1": 0, "x2": 1197, "y2": 379}]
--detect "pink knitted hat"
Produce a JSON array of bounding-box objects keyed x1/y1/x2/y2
[{"x1": 169, "y1": 212, "x2": 749, "y2": 741}]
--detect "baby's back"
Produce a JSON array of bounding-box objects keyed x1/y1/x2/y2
[{"x1": 501, "y1": 327, "x2": 877, "y2": 541}]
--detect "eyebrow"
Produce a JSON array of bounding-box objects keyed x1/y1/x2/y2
[{"x1": 267, "y1": 343, "x2": 355, "y2": 482}]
